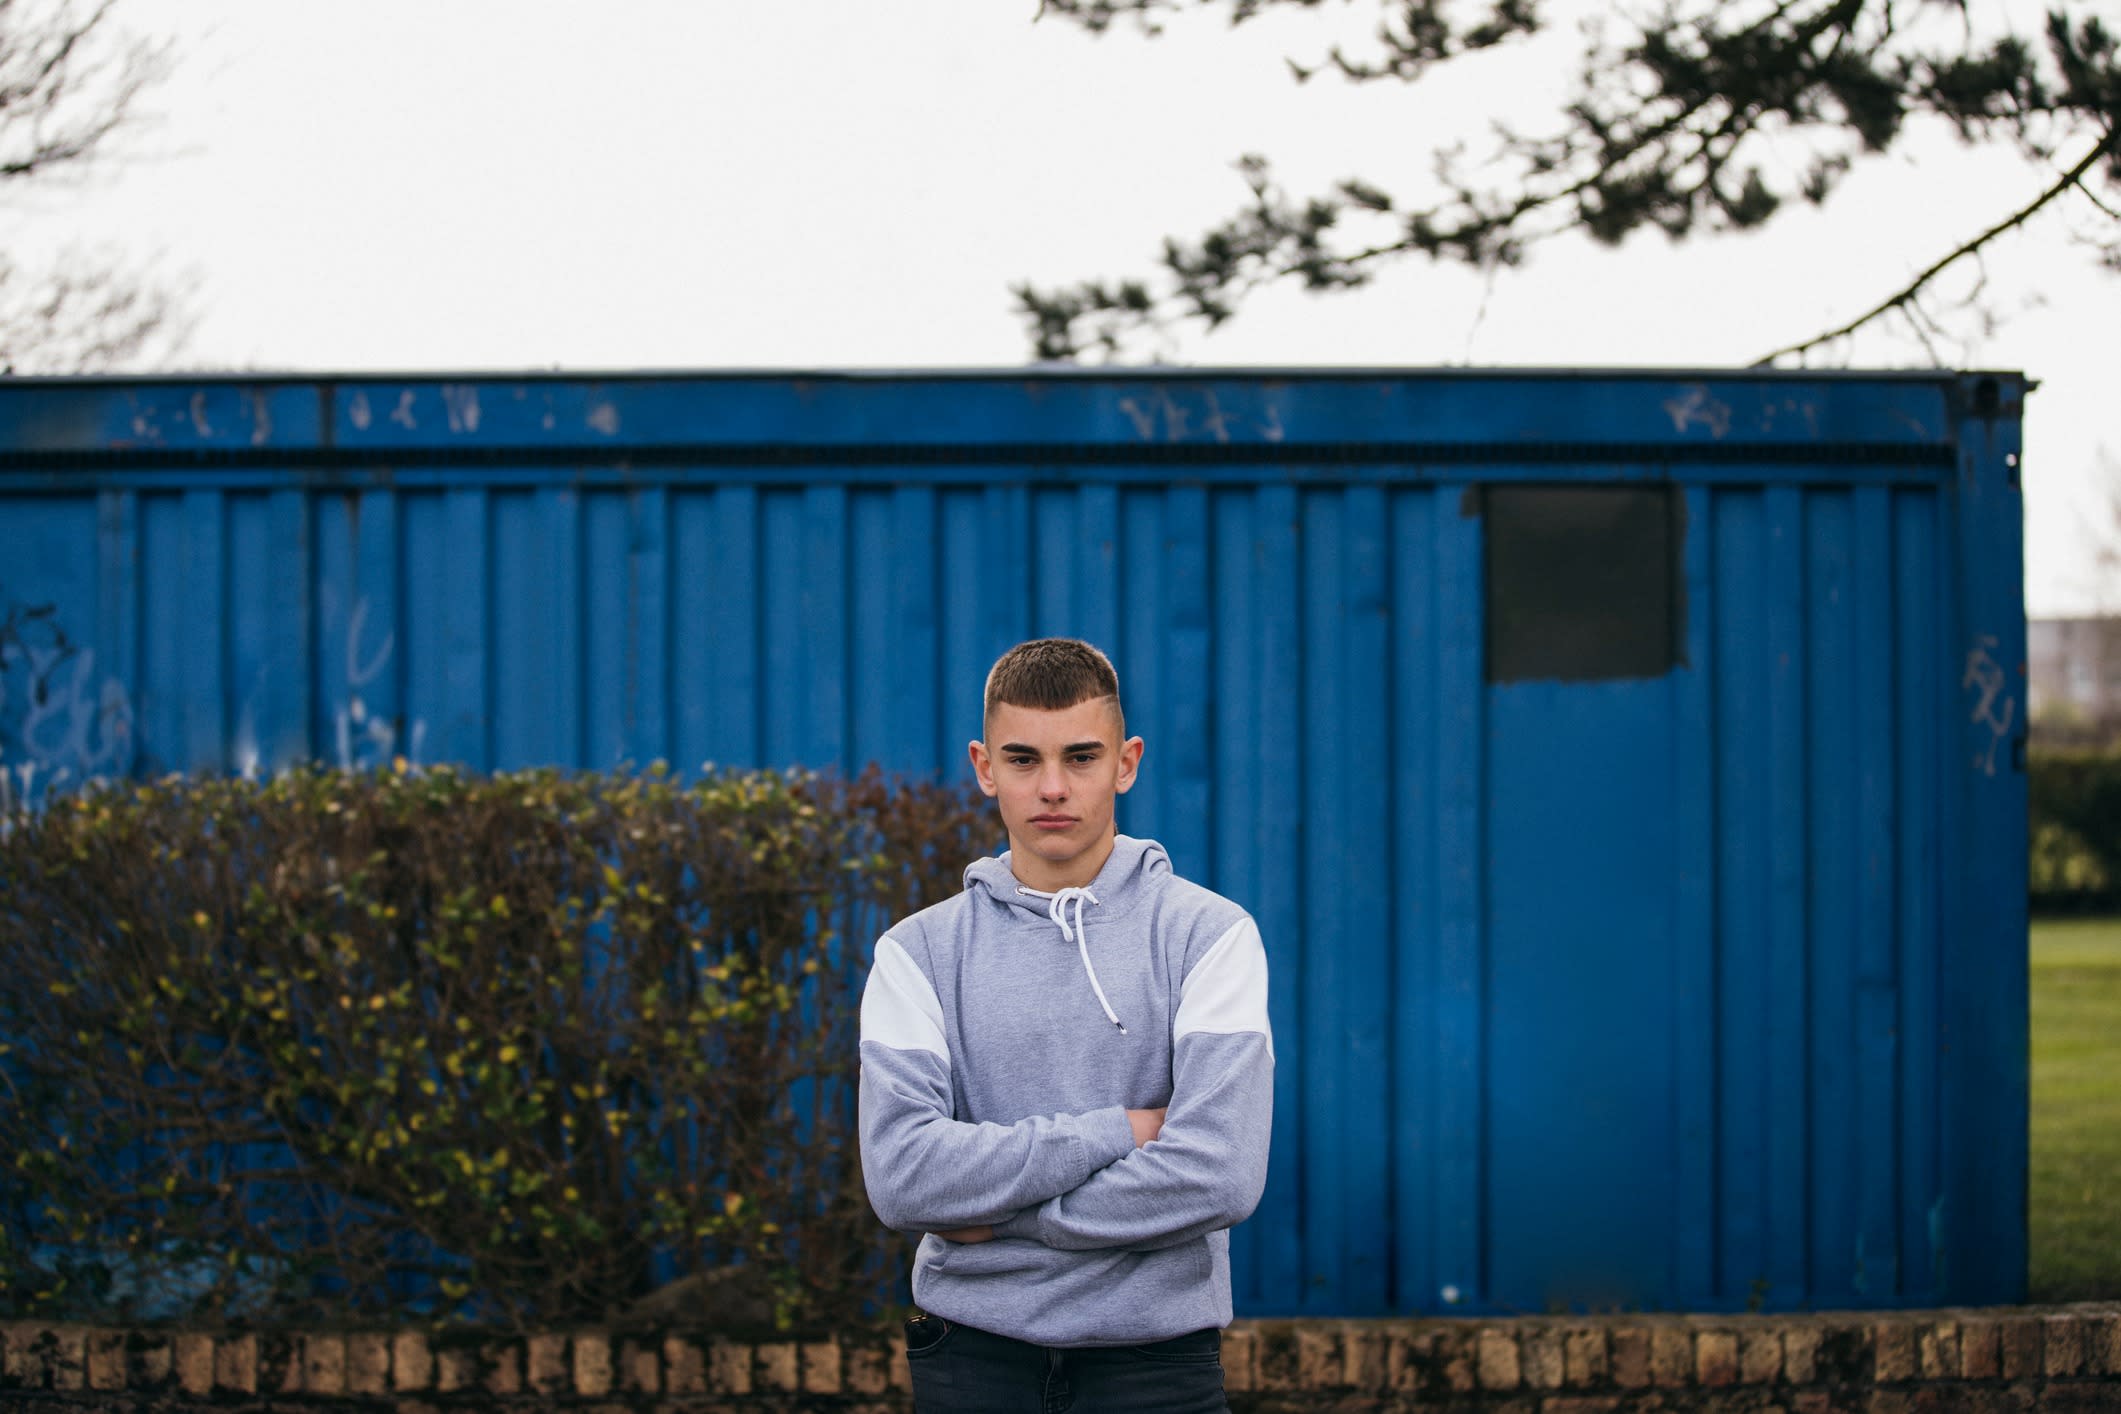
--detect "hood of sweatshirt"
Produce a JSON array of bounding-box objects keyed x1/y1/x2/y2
[{"x1": 961, "y1": 834, "x2": 1170, "y2": 1035}]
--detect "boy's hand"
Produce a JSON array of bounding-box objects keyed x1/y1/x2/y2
[
  {"x1": 933, "y1": 1226, "x2": 994, "y2": 1244},
  {"x1": 1126, "y1": 1107, "x2": 1167, "y2": 1148}
]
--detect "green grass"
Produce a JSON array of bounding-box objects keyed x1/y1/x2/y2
[{"x1": 2029, "y1": 916, "x2": 2121, "y2": 1302}]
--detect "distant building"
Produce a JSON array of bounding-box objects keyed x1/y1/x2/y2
[{"x1": 2028, "y1": 617, "x2": 2121, "y2": 742}]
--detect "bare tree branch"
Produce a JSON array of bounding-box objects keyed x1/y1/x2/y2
[
  {"x1": 1020, "y1": 0, "x2": 2121, "y2": 361},
  {"x1": 1752, "y1": 128, "x2": 2117, "y2": 365},
  {"x1": 0, "y1": 0, "x2": 167, "y2": 184},
  {"x1": 0, "y1": 1, "x2": 184, "y2": 371}
]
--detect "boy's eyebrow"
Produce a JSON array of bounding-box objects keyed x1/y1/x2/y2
[{"x1": 998, "y1": 740, "x2": 1108, "y2": 755}]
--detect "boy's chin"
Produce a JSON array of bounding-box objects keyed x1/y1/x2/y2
[{"x1": 1011, "y1": 827, "x2": 1088, "y2": 862}]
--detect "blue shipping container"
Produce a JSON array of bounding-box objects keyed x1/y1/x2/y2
[{"x1": 0, "y1": 368, "x2": 2028, "y2": 1315}]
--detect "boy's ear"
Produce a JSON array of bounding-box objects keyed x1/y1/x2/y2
[
  {"x1": 967, "y1": 739, "x2": 999, "y2": 798},
  {"x1": 1114, "y1": 735, "x2": 1145, "y2": 795}
]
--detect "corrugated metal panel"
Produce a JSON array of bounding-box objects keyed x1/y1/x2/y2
[{"x1": 0, "y1": 369, "x2": 2028, "y2": 1315}]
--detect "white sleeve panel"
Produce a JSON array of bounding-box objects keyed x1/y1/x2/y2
[
  {"x1": 860, "y1": 934, "x2": 949, "y2": 1063},
  {"x1": 1173, "y1": 916, "x2": 1272, "y2": 1061}
]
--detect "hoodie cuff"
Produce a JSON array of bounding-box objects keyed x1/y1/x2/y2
[
  {"x1": 1078, "y1": 1105, "x2": 1136, "y2": 1175},
  {"x1": 993, "y1": 1209, "x2": 1043, "y2": 1241}
]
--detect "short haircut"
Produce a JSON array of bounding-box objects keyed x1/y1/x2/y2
[{"x1": 983, "y1": 638, "x2": 1124, "y2": 735}]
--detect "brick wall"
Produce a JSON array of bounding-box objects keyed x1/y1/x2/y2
[{"x1": 1, "y1": 1304, "x2": 2116, "y2": 1411}]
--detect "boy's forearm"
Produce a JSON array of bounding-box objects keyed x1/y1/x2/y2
[
  {"x1": 988, "y1": 1031, "x2": 1273, "y2": 1251},
  {"x1": 912, "y1": 1107, "x2": 1169, "y2": 1241},
  {"x1": 860, "y1": 1075, "x2": 1138, "y2": 1233}
]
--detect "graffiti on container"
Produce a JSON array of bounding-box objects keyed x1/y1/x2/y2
[
  {"x1": 441, "y1": 384, "x2": 482, "y2": 434},
  {"x1": 0, "y1": 601, "x2": 133, "y2": 816},
  {"x1": 344, "y1": 384, "x2": 611, "y2": 439},
  {"x1": 128, "y1": 397, "x2": 163, "y2": 444},
  {"x1": 1117, "y1": 388, "x2": 1284, "y2": 445},
  {"x1": 18, "y1": 647, "x2": 133, "y2": 780},
  {"x1": 230, "y1": 664, "x2": 272, "y2": 781},
  {"x1": 1961, "y1": 635, "x2": 2015, "y2": 776},
  {"x1": 328, "y1": 593, "x2": 426, "y2": 773},
  {"x1": 125, "y1": 390, "x2": 273, "y2": 446},
  {"x1": 1757, "y1": 396, "x2": 1822, "y2": 438},
  {"x1": 1663, "y1": 384, "x2": 1734, "y2": 439}
]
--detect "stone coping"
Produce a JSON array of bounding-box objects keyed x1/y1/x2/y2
[{"x1": 0, "y1": 1303, "x2": 2116, "y2": 1411}]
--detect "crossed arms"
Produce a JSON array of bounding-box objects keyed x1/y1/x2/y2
[
  {"x1": 856, "y1": 919, "x2": 1274, "y2": 1254},
  {"x1": 930, "y1": 1106, "x2": 1165, "y2": 1245}
]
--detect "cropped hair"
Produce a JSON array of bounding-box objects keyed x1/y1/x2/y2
[{"x1": 983, "y1": 638, "x2": 1124, "y2": 734}]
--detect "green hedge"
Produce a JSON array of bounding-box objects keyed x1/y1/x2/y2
[
  {"x1": 0, "y1": 764, "x2": 990, "y2": 1333},
  {"x1": 2031, "y1": 750, "x2": 2121, "y2": 914}
]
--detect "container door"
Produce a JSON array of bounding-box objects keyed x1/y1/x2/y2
[{"x1": 1478, "y1": 482, "x2": 1691, "y2": 1310}]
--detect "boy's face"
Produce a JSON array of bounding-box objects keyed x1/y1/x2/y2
[{"x1": 969, "y1": 696, "x2": 1144, "y2": 892}]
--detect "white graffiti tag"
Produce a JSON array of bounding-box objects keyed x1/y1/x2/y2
[
  {"x1": 1962, "y1": 635, "x2": 2016, "y2": 777},
  {"x1": 0, "y1": 631, "x2": 134, "y2": 816},
  {"x1": 331, "y1": 595, "x2": 425, "y2": 771},
  {"x1": 1116, "y1": 387, "x2": 1284, "y2": 444}
]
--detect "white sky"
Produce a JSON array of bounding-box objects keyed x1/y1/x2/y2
[{"x1": 12, "y1": 0, "x2": 2118, "y2": 615}]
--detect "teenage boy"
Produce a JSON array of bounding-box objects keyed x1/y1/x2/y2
[{"x1": 858, "y1": 638, "x2": 1273, "y2": 1413}]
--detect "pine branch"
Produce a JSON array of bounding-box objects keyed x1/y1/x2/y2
[
  {"x1": 2073, "y1": 169, "x2": 2120, "y2": 220},
  {"x1": 1752, "y1": 130, "x2": 2115, "y2": 365}
]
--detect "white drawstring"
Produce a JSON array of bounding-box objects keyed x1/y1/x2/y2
[
  {"x1": 1017, "y1": 884, "x2": 1125, "y2": 1034},
  {"x1": 1047, "y1": 885, "x2": 1093, "y2": 945}
]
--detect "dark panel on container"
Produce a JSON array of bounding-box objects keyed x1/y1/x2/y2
[{"x1": 1484, "y1": 484, "x2": 1682, "y2": 684}]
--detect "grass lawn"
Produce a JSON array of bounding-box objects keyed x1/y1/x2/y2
[{"x1": 2029, "y1": 916, "x2": 2121, "y2": 1302}]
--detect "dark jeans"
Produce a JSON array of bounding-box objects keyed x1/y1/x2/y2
[{"x1": 905, "y1": 1314, "x2": 1228, "y2": 1413}]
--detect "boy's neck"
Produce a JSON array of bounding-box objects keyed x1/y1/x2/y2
[{"x1": 1011, "y1": 831, "x2": 1116, "y2": 893}]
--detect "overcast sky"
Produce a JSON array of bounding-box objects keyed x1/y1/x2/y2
[{"x1": 13, "y1": 0, "x2": 2117, "y2": 615}]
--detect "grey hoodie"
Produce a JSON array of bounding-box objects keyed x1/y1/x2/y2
[{"x1": 857, "y1": 835, "x2": 1273, "y2": 1347}]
